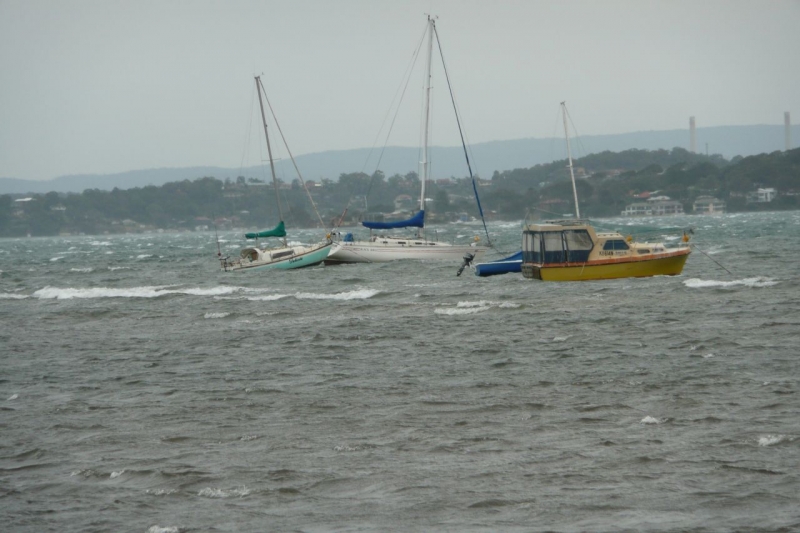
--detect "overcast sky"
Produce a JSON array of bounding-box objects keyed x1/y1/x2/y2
[{"x1": 1, "y1": 0, "x2": 798, "y2": 181}]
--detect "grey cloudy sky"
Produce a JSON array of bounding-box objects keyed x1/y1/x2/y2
[{"x1": 1, "y1": 0, "x2": 799, "y2": 181}]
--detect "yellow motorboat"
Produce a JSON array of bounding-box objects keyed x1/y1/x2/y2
[
  {"x1": 521, "y1": 102, "x2": 691, "y2": 282},
  {"x1": 521, "y1": 220, "x2": 691, "y2": 281}
]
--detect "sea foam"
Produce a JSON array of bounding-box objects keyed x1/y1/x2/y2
[
  {"x1": 435, "y1": 305, "x2": 490, "y2": 316},
  {"x1": 244, "y1": 294, "x2": 288, "y2": 301},
  {"x1": 640, "y1": 416, "x2": 667, "y2": 424},
  {"x1": 683, "y1": 277, "x2": 778, "y2": 289},
  {"x1": 0, "y1": 293, "x2": 28, "y2": 299},
  {"x1": 204, "y1": 312, "x2": 230, "y2": 319},
  {"x1": 146, "y1": 527, "x2": 179, "y2": 533},
  {"x1": 758, "y1": 434, "x2": 788, "y2": 447},
  {"x1": 294, "y1": 289, "x2": 380, "y2": 300},
  {"x1": 434, "y1": 300, "x2": 518, "y2": 315},
  {"x1": 198, "y1": 486, "x2": 251, "y2": 498},
  {"x1": 33, "y1": 285, "x2": 242, "y2": 299}
]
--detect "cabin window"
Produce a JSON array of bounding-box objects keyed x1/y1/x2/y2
[
  {"x1": 603, "y1": 239, "x2": 630, "y2": 251},
  {"x1": 523, "y1": 231, "x2": 542, "y2": 263},
  {"x1": 564, "y1": 230, "x2": 593, "y2": 262},
  {"x1": 271, "y1": 250, "x2": 294, "y2": 260},
  {"x1": 542, "y1": 231, "x2": 565, "y2": 263}
]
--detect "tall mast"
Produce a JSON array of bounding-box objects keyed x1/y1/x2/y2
[
  {"x1": 255, "y1": 76, "x2": 286, "y2": 246},
  {"x1": 419, "y1": 16, "x2": 434, "y2": 221},
  {"x1": 561, "y1": 101, "x2": 580, "y2": 219}
]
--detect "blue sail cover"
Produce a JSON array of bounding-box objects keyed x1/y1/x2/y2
[{"x1": 362, "y1": 210, "x2": 425, "y2": 230}]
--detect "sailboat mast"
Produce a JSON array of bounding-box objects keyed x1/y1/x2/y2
[
  {"x1": 255, "y1": 76, "x2": 287, "y2": 246},
  {"x1": 420, "y1": 16, "x2": 434, "y2": 219},
  {"x1": 561, "y1": 101, "x2": 580, "y2": 219}
]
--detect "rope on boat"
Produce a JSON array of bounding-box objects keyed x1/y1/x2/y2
[{"x1": 691, "y1": 243, "x2": 734, "y2": 276}]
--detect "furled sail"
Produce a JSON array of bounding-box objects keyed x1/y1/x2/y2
[
  {"x1": 362, "y1": 210, "x2": 424, "y2": 230},
  {"x1": 245, "y1": 221, "x2": 286, "y2": 239}
]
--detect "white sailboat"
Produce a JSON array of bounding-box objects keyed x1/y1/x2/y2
[
  {"x1": 220, "y1": 76, "x2": 334, "y2": 272},
  {"x1": 325, "y1": 16, "x2": 489, "y2": 265}
]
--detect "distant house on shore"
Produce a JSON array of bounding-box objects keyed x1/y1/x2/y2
[
  {"x1": 747, "y1": 187, "x2": 777, "y2": 203},
  {"x1": 622, "y1": 195, "x2": 684, "y2": 216},
  {"x1": 693, "y1": 196, "x2": 726, "y2": 214}
]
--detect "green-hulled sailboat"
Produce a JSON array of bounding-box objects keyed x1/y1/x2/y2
[{"x1": 220, "y1": 76, "x2": 334, "y2": 272}]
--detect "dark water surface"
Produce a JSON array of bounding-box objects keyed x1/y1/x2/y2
[{"x1": 2, "y1": 212, "x2": 799, "y2": 532}]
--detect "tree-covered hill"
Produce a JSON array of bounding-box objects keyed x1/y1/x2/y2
[{"x1": 2, "y1": 147, "x2": 798, "y2": 237}]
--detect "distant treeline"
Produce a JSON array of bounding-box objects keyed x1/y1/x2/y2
[{"x1": 1, "y1": 147, "x2": 798, "y2": 237}]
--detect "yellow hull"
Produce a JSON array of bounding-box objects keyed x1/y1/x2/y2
[{"x1": 522, "y1": 251, "x2": 690, "y2": 281}]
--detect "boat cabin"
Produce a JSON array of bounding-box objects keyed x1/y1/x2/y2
[
  {"x1": 522, "y1": 220, "x2": 596, "y2": 265},
  {"x1": 522, "y1": 220, "x2": 668, "y2": 265}
]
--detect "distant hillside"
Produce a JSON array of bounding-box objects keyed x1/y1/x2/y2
[{"x1": 2, "y1": 124, "x2": 797, "y2": 195}]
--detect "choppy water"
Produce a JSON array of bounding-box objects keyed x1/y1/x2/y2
[{"x1": 1, "y1": 212, "x2": 799, "y2": 532}]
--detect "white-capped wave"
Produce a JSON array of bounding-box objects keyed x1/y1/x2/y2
[
  {"x1": 198, "y1": 486, "x2": 251, "y2": 498},
  {"x1": 456, "y1": 300, "x2": 492, "y2": 308},
  {"x1": 758, "y1": 434, "x2": 788, "y2": 447},
  {"x1": 0, "y1": 293, "x2": 28, "y2": 300},
  {"x1": 204, "y1": 312, "x2": 230, "y2": 319},
  {"x1": 90, "y1": 241, "x2": 112, "y2": 246},
  {"x1": 435, "y1": 305, "x2": 489, "y2": 316},
  {"x1": 7, "y1": 394, "x2": 18, "y2": 401},
  {"x1": 136, "y1": 254, "x2": 153, "y2": 259},
  {"x1": 146, "y1": 526, "x2": 179, "y2": 533},
  {"x1": 50, "y1": 256, "x2": 64, "y2": 262},
  {"x1": 181, "y1": 287, "x2": 240, "y2": 296},
  {"x1": 108, "y1": 266, "x2": 129, "y2": 271},
  {"x1": 33, "y1": 286, "x2": 242, "y2": 299},
  {"x1": 245, "y1": 294, "x2": 289, "y2": 301},
  {"x1": 294, "y1": 289, "x2": 380, "y2": 300},
  {"x1": 145, "y1": 489, "x2": 178, "y2": 496},
  {"x1": 434, "y1": 299, "x2": 520, "y2": 316},
  {"x1": 110, "y1": 469, "x2": 125, "y2": 479},
  {"x1": 640, "y1": 416, "x2": 667, "y2": 424},
  {"x1": 70, "y1": 267, "x2": 93, "y2": 273},
  {"x1": 683, "y1": 277, "x2": 778, "y2": 289}
]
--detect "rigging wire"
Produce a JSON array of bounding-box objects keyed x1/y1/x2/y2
[
  {"x1": 361, "y1": 24, "x2": 428, "y2": 177},
  {"x1": 260, "y1": 80, "x2": 327, "y2": 230},
  {"x1": 562, "y1": 104, "x2": 590, "y2": 161},
  {"x1": 330, "y1": 25, "x2": 429, "y2": 230},
  {"x1": 433, "y1": 22, "x2": 492, "y2": 247}
]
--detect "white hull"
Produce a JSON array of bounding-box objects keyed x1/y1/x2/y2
[
  {"x1": 223, "y1": 241, "x2": 334, "y2": 271},
  {"x1": 326, "y1": 238, "x2": 487, "y2": 264}
]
